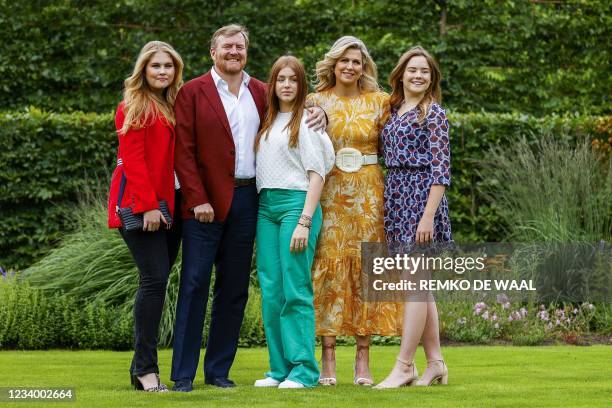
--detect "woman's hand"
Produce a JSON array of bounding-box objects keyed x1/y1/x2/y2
[
  {"x1": 415, "y1": 214, "x2": 434, "y2": 244},
  {"x1": 290, "y1": 224, "x2": 310, "y2": 252},
  {"x1": 143, "y1": 209, "x2": 168, "y2": 232}
]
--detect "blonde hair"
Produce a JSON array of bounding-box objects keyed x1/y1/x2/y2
[
  {"x1": 314, "y1": 36, "x2": 380, "y2": 93},
  {"x1": 120, "y1": 41, "x2": 184, "y2": 135},
  {"x1": 210, "y1": 24, "x2": 249, "y2": 50},
  {"x1": 388, "y1": 46, "x2": 442, "y2": 123},
  {"x1": 255, "y1": 56, "x2": 308, "y2": 152}
]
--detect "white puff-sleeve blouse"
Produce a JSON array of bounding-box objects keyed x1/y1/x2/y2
[{"x1": 256, "y1": 110, "x2": 335, "y2": 193}]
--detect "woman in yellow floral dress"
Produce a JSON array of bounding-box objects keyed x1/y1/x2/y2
[{"x1": 308, "y1": 36, "x2": 403, "y2": 386}]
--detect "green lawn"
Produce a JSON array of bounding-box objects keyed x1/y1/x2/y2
[{"x1": 0, "y1": 346, "x2": 610, "y2": 408}]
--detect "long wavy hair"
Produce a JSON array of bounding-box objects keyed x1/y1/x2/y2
[
  {"x1": 314, "y1": 36, "x2": 380, "y2": 93},
  {"x1": 389, "y1": 46, "x2": 442, "y2": 123},
  {"x1": 120, "y1": 41, "x2": 184, "y2": 135},
  {"x1": 255, "y1": 56, "x2": 308, "y2": 151}
]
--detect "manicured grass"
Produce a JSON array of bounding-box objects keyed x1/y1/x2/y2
[{"x1": 0, "y1": 346, "x2": 610, "y2": 407}]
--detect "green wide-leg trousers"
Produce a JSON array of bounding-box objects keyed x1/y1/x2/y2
[{"x1": 256, "y1": 188, "x2": 321, "y2": 387}]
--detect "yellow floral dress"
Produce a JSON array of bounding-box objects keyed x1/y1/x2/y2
[{"x1": 308, "y1": 90, "x2": 403, "y2": 336}]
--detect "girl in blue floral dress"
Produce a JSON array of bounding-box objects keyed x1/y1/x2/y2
[{"x1": 375, "y1": 46, "x2": 451, "y2": 389}]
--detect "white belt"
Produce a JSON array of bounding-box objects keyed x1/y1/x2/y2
[{"x1": 335, "y1": 147, "x2": 378, "y2": 173}]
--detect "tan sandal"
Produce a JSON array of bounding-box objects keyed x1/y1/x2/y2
[
  {"x1": 319, "y1": 342, "x2": 337, "y2": 386},
  {"x1": 415, "y1": 359, "x2": 448, "y2": 386},
  {"x1": 318, "y1": 377, "x2": 337, "y2": 386},
  {"x1": 373, "y1": 357, "x2": 418, "y2": 389},
  {"x1": 354, "y1": 345, "x2": 374, "y2": 386}
]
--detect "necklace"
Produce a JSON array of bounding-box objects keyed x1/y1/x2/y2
[{"x1": 401, "y1": 100, "x2": 418, "y2": 110}]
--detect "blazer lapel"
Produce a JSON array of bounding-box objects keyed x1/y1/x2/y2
[
  {"x1": 248, "y1": 80, "x2": 266, "y2": 122},
  {"x1": 199, "y1": 72, "x2": 233, "y2": 143}
]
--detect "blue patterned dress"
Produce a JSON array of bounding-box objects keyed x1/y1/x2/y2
[{"x1": 381, "y1": 103, "x2": 452, "y2": 246}]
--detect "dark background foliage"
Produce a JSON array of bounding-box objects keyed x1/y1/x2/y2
[
  {"x1": 0, "y1": 0, "x2": 610, "y2": 269},
  {"x1": 0, "y1": 0, "x2": 609, "y2": 114},
  {"x1": 1, "y1": 109, "x2": 608, "y2": 269}
]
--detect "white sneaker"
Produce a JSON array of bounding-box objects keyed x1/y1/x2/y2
[
  {"x1": 254, "y1": 377, "x2": 281, "y2": 387},
  {"x1": 278, "y1": 380, "x2": 305, "y2": 389}
]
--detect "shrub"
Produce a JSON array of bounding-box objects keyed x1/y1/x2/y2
[
  {"x1": 2, "y1": 109, "x2": 609, "y2": 269},
  {"x1": 1, "y1": 1, "x2": 609, "y2": 116},
  {"x1": 21, "y1": 197, "x2": 266, "y2": 348},
  {"x1": 481, "y1": 135, "x2": 611, "y2": 243},
  {"x1": 0, "y1": 276, "x2": 132, "y2": 349},
  {"x1": 438, "y1": 299, "x2": 607, "y2": 346}
]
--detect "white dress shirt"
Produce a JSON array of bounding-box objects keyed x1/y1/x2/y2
[
  {"x1": 211, "y1": 67, "x2": 260, "y2": 178},
  {"x1": 256, "y1": 111, "x2": 335, "y2": 193}
]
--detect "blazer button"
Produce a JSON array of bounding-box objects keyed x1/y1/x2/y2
[{"x1": 230, "y1": 150, "x2": 235, "y2": 156}]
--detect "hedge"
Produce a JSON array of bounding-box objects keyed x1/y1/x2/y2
[
  {"x1": 2, "y1": 275, "x2": 609, "y2": 349},
  {"x1": 0, "y1": 108, "x2": 610, "y2": 269},
  {"x1": 0, "y1": 276, "x2": 264, "y2": 350},
  {"x1": 1, "y1": 0, "x2": 609, "y2": 115}
]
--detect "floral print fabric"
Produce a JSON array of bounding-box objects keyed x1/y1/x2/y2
[
  {"x1": 382, "y1": 103, "x2": 452, "y2": 246},
  {"x1": 308, "y1": 90, "x2": 403, "y2": 336}
]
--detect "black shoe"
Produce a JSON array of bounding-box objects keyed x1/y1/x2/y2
[
  {"x1": 172, "y1": 379, "x2": 193, "y2": 392},
  {"x1": 205, "y1": 377, "x2": 236, "y2": 388}
]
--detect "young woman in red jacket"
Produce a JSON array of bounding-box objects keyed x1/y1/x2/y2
[{"x1": 107, "y1": 41, "x2": 184, "y2": 392}]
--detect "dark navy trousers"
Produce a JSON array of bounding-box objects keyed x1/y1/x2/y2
[{"x1": 171, "y1": 184, "x2": 257, "y2": 382}]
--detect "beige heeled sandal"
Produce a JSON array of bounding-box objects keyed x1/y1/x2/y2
[
  {"x1": 415, "y1": 359, "x2": 448, "y2": 386},
  {"x1": 373, "y1": 357, "x2": 418, "y2": 389},
  {"x1": 354, "y1": 345, "x2": 374, "y2": 386},
  {"x1": 318, "y1": 343, "x2": 337, "y2": 386}
]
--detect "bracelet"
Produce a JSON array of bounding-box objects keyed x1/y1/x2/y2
[{"x1": 298, "y1": 214, "x2": 312, "y2": 228}]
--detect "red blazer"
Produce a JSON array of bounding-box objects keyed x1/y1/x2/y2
[
  {"x1": 107, "y1": 101, "x2": 176, "y2": 228},
  {"x1": 174, "y1": 71, "x2": 266, "y2": 221}
]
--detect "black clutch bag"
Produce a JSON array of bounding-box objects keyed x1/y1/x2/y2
[{"x1": 116, "y1": 173, "x2": 172, "y2": 232}]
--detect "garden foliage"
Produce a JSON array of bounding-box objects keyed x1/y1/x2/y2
[
  {"x1": 1, "y1": 109, "x2": 609, "y2": 268},
  {"x1": 0, "y1": 0, "x2": 609, "y2": 115},
  {"x1": 2, "y1": 272, "x2": 608, "y2": 349}
]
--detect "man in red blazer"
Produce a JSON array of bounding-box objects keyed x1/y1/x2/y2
[{"x1": 171, "y1": 24, "x2": 326, "y2": 391}]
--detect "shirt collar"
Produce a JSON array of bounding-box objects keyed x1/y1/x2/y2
[{"x1": 211, "y1": 67, "x2": 251, "y2": 89}]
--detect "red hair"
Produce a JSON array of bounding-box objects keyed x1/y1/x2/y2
[{"x1": 255, "y1": 56, "x2": 307, "y2": 151}]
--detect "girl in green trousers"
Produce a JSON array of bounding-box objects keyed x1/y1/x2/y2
[{"x1": 253, "y1": 56, "x2": 335, "y2": 389}]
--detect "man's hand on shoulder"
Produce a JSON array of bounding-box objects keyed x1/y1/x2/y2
[{"x1": 305, "y1": 106, "x2": 327, "y2": 133}]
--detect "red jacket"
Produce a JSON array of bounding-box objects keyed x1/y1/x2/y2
[
  {"x1": 107, "y1": 101, "x2": 176, "y2": 228},
  {"x1": 174, "y1": 71, "x2": 266, "y2": 221}
]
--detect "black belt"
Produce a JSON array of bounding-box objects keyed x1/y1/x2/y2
[{"x1": 234, "y1": 177, "x2": 256, "y2": 187}]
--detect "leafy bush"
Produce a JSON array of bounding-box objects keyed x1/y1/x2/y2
[
  {"x1": 0, "y1": 276, "x2": 132, "y2": 349},
  {"x1": 481, "y1": 136, "x2": 611, "y2": 243},
  {"x1": 438, "y1": 299, "x2": 607, "y2": 346},
  {"x1": 4, "y1": 271, "x2": 608, "y2": 349},
  {"x1": 0, "y1": 108, "x2": 114, "y2": 269},
  {"x1": 1, "y1": 1, "x2": 609, "y2": 115},
  {"x1": 20, "y1": 196, "x2": 265, "y2": 348},
  {"x1": 2, "y1": 108, "x2": 609, "y2": 269}
]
